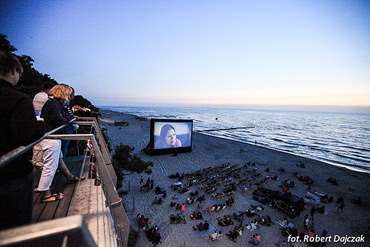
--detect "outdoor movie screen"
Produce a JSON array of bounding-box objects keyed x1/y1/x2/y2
[{"x1": 149, "y1": 119, "x2": 193, "y2": 155}]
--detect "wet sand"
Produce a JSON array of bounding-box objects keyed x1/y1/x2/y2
[{"x1": 99, "y1": 110, "x2": 370, "y2": 247}]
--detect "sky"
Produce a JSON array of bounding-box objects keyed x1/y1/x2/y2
[{"x1": 1, "y1": 0, "x2": 370, "y2": 112}]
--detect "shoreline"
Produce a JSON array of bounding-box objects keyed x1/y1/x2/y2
[
  {"x1": 198, "y1": 131, "x2": 370, "y2": 175},
  {"x1": 99, "y1": 109, "x2": 370, "y2": 247},
  {"x1": 100, "y1": 108, "x2": 370, "y2": 174}
]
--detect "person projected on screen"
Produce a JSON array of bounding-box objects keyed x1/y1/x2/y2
[{"x1": 155, "y1": 124, "x2": 182, "y2": 149}]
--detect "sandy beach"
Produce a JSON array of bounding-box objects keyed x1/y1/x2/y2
[{"x1": 99, "y1": 110, "x2": 370, "y2": 247}]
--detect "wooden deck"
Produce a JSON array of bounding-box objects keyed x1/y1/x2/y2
[{"x1": 32, "y1": 156, "x2": 84, "y2": 223}]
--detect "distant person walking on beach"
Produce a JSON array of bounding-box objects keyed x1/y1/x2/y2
[
  {"x1": 0, "y1": 50, "x2": 44, "y2": 230},
  {"x1": 140, "y1": 176, "x2": 143, "y2": 191},
  {"x1": 154, "y1": 124, "x2": 182, "y2": 149},
  {"x1": 337, "y1": 201, "x2": 345, "y2": 213},
  {"x1": 311, "y1": 206, "x2": 315, "y2": 219},
  {"x1": 303, "y1": 214, "x2": 309, "y2": 230}
]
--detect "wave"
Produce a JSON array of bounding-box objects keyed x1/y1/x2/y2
[
  {"x1": 333, "y1": 152, "x2": 370, "y2": 164},
  {"x1": 102, "y1": 106, "x2": 370, "y2": 172},
  {"x1": 272, "y1": 138, "x2": 284, "y2": 142}
]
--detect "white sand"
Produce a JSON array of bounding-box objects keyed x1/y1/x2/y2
[{"x1": 99, "y1": 110, "x2": 370, "y2": 247}]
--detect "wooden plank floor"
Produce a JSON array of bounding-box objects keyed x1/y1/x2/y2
[{"x1": 32, "y1": 156, "x2": 84, "y2": 223}]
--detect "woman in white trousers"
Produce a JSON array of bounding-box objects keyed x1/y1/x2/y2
[{"x1": 38, "y1": 84, "x2": 79, "y2": 202}]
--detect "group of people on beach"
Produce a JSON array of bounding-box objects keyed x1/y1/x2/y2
[
  {"x1": 140, "y1": 176, "x2": 155, "y2": 192},
  {"x1": 135, "y1": 158, "x2": 367, "y2": 246},
  {"x1": 137, "y1": 214, "x2": 161, "y2": 245},
  {"x1": 0, "y1": 50, "x2": 83, "y2": 230}
]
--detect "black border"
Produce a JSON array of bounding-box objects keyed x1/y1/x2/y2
[{"x1": 149, "y1": 118, "x2": 193, "y2": 156}]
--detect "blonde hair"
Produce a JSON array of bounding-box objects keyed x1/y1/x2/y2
[{"x1": 49, "y1": 84, "x2": 73, "y2": 103}]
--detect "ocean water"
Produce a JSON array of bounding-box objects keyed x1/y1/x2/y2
[{"x1": 102, "y1": 106, "x2": 370, "y2": 173}]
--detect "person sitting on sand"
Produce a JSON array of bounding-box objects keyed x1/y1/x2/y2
[
  {"x1": 154, "y1": 124, "x2": 182, "y2": 149},
  {"x1": 327, "y1": 177, "x2": 338, "y2": 185},
  {"x1": 190, "y1": 210, "x2": 203, "y2": 220},
  {"x1": 217, "y1": 231, "x2": 222, "y2": 240},
  {"x1": 209, "y1": 230, "x2": 218, "y2": 240},
  {"x1": 218, "y1": 215, "x2": 233, "y2": 226},
  {"x1": 193, "y1": 222, "x2": 204, "y2": 231},
  {"x1": 204, "y1": 220, "x2": 209, "y2": 230},
  {"x1": 233, "y1": 211, "x2": 244, "y2": 222},
  {"x1": 226, "y1": 197, "x2": 234, "y2": 205},
  {"x1": 256, "y1": 233, "x2": 261, "y2": 243},
  {"x1": 282, "y1": 217, "x2": 289, "y2": 226},
  {"x1": 246, "y1": 220, "x2": 258, "y2": 231},
  {"x1": 278, "y1": 240, "x2": 289, "y2": 247},
  {"x1": 226, "y1": 230, "x2": 238, "y2": 242},
  {"x1": 320, "y1": 229, "x2": 328, "y2": 246},
  {"x1": 260, "y1": 215, "x2": 274, "y2": 226},
  {"x1": 249, "y1": 234, "x2": 260, "y2": 245},
  {"x1": 245, "y1": 209, "x2": 257, "y2": 217},
  {"x1": 206, "y1": 205, "x2": 213, "y2": 213}
]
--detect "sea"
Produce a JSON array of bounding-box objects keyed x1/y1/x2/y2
[{"x1": 101, "y1": 106, "x2": 370, "y2": 173}]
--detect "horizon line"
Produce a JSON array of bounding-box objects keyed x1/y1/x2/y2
[{"x1": 97, "y1": 103, "x2": 370, "y2": 114}]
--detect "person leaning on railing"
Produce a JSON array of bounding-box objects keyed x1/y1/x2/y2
[
  {"x1": 0, "y1": 50, "x2": 45, "y2": 230},
  {"x1": 37, "y1": 84, "x2": 78, "y2": 203}
]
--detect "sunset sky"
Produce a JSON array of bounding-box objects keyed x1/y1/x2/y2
[{"x1": 1, "y1": 0, "x2": 369, "y2": 111}]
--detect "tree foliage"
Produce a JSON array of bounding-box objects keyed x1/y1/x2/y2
[
  {"x1": 0, "y1": 34, "x2": 17, "y2": 52},
  {"x1": 112, "y1": 143, "x2": 153, "y2": 189},
  {"x1": 0, "y1": 33, "x2": 96, "y2": 110},
  {"x1": 71, "y1": 95, "x2": 99, "y2": 112}
]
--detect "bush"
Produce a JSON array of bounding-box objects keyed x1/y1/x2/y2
[{"x1": 112, "y1": 143, "x2": 153, "y2": 189}]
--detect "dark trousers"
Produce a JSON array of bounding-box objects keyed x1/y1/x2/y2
[
  {"x1": 0, "y1": 172, "x2": 34, "y2": 230},
  {"x1": 61, "y1": 124, "x2": 74, "y2": 159}
]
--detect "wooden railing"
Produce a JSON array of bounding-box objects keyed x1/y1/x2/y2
[{"x1": 0, "y1": 117, "x2": 130, "y2": 247}]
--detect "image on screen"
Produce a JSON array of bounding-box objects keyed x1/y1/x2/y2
[{"x1": 153, "y1": 121, "x2": 192, "y2": 150}]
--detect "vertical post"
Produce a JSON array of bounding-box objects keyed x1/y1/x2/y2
[{"x1": 128, "y1": 181, "x2": 130, "y2": 192}]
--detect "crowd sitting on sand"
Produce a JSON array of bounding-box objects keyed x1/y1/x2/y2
[
  {"x1": 130, "y1": 157, "x2": 367, "y2": 246},
  {"x1": 137, "y1": 214, "x2": 162, "y2": 246}
]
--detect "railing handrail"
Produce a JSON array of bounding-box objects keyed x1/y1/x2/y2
[
  {"x1": 0, "y1": 118, "x2": 76, "y2": 169},
  {"x1": 0, "y1": 117, "x2": 129, "y2": 246}
]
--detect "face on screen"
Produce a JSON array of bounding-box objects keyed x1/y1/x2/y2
[{"x1": 165, "y1": 128, "x2": 177, "y2": 146}]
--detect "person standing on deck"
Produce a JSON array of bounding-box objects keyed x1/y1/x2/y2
[
  {"x1": 32, "y1": 82, "x2": 54, "y2": 186},
  {"x1": 0, "y1": 50, "x2": 45, "y2": 230},
  {"x1": 38, "y1": 84, "x2": 83, "y2": 202}
]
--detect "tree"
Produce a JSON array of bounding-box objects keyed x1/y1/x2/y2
[
  {"x1": 112, "y1": 143, "x2": 153, "y2": 189},
  {"x1": 0, "y1": 33, "x2": 97, "y2": 110},
  {"x1": 0, "y1": 34, "x2": 17, "y2": 52},
  {"x1": 71, "y1": 95, "x2": 99, "y2": 112}
]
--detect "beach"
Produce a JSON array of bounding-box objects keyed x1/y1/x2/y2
[{"x1": 99, "y1": 110, "x2": 370, "y2": 247}]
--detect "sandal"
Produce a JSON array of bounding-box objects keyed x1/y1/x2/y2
[
  {"x1": 67, "y1": 176, "x2": 86, "y2": 184},
  {"x1": 41, "y1": 192, "x2": 64, "y2": 203}
]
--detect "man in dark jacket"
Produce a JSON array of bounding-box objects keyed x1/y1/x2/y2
[{"x1": 0, "y1": 50, "x2": 44, "y2": 230}]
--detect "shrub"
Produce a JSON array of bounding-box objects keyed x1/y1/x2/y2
[{"x1": 112, "y1": 143, "x2": 153, "y2": 189}]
